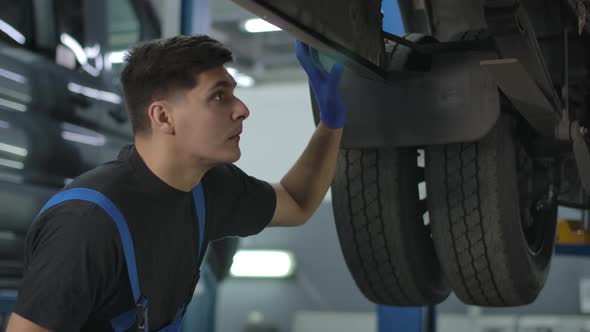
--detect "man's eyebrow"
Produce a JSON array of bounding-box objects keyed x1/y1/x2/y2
[{"x1": 208, "y1": 78, "x2": 237, "y2": 91}]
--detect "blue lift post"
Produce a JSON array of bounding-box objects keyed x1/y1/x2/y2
[
  {"x1": 555, "y1": 217, "x2": 590, "y2": 256},
  {"x1": 181, "y1": 0, "x2": 211, "y2": 36},
  {"x1": 382, "y1": 0, "x2": 405, "y2": 36},
  {"x1": 378, "y1": 305, "x2": 435, "y2": 332},
  {"x1": 555, "y1": 244, "x2": 590, "y2": 256},
  {"x1": 377, "y1": 1, "x2": 430, "y2": 330}
]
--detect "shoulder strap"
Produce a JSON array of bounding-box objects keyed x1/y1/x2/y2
[
  {"x1": 37, "y1": 185, "x2": 205, "y2": 332},
  {"x1": 191, "y1": 182, "x2": 207, "y2": 261},
  {"x1": 36, "y1": 188, "x2": 142, "y2": 304}
]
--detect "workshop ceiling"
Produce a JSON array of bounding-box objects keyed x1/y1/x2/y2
[{"x1": 209, "y1": 0, "x2": 307, "y2": 86}]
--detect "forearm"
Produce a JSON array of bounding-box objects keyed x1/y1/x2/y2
[
  {"x1": 270, "y1": 41, "x2": 346, "y2": 227},
  {"x1": 280, "y1": 122, "x2": 342, "y2": 220}
]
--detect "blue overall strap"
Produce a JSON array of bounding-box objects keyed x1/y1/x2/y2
[
  {"x1": 153, "y1": 183, "x2": 206, "y2": 332},
  {"x1": 36, "y1": 188, "x2": 147, "y2": 332},
  {"x1": 192, "y1": 182, "x2": 207, "y2": 260},
  {"x1": 157, "y1": 310, "x2": 185, "y2": 332}
]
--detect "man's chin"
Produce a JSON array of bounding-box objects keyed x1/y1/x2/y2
[
  {"x1": 230, "y1": 150, "x2": 241, "y2": 163},
  {"x1": 220, "y1": 150, "x2": 241, "y2": 164},
  {"x1": 199, "y1": 150, "x2": 241, "y2": 168}
]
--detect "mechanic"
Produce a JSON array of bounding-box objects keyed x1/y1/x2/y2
[{"x1": 6, "y1": 35, "x2": 346, "y2": 332}]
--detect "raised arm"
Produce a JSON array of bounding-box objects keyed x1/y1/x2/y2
[{"x1": 269, "y1": 41, "x2": 346, "y2": 227}]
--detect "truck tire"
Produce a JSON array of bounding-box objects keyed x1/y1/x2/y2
[
  {"x1": 332, "y1": 148, "x2": 449, "y2": 305},
  {"x1": 325, "y1": 34, "x2": 449, "y2": 305},
  {"x1": 425, "y1": 113, "x2": 558, "y2": 306}
]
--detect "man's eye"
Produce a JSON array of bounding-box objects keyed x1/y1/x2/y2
[{"x1": 213, "y1": 91, "x2": 224, "y2": 100}]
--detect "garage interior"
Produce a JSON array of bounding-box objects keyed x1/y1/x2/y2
[{"x1": 1, "y1": 0, "x2": 590, "y2": 331}]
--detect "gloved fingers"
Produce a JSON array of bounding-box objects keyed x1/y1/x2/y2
[
  {"x1": 309, "y1": 48, "x2": 329, "y2": 78},
  {"x1": 328, "y1": 62, "x2": 344, "y2": 86},
  {"x1": 295, "y1": 40, "x2": 309, "y2": 61},
  {"x1": 295, "y1": 40, "x2": 320, "y2": 79}
]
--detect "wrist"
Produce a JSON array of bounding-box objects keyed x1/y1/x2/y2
[
  {"x1": 318, "y1": 120, "x2": 345, "y2": 132},
  {"x1": 319, "y1": 111, "x2": 345, "y2": 129}
]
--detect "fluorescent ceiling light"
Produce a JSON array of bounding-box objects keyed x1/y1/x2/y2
[
  {"x1": 60, "y1": 33, "x2": 102, "y2": 77},
  {"x1": 230, "y1": 250, "x2": 296, "y2": 278},
  {"x1": 0, "y1": 231, "x2": 16, "y2": 241},
  {"x1": 236, "y1": 75, "x2": 255, "y2": 88},
  {"x1": 109, "y1": 50, "x2": 127, "y2": 64},
  {"x1": 0, "y1": 142, "x2": 27, "y2": 157},
  {"x1": 67, "y1": 82, "x2": 122, "y2": 104},
  {"x1": 0, "y1": 19, "x2": 25, "y2": 44},
  {"x1": 226, "y1": 67, "x2": 255, "y2": 88},
  {"x1": 0, "y1": 68, "x2": 26, "y2": 84},
  {"x1": 243, "y1": 18, "x2": 281, "y2": 33},
  {"x1": 61, "y1": 122, "x2": 106, "y2": 147},
  {"x1": 0, "y1": 97, "x2": 26, "y2": 112},
  {"x1": 226, "y1": 66, "x2": 238, "y2": 77},
  {"x1": 61, "y1": 131, "x2": 106, "y2": 146},
  {"x1": 60, "y1": 33, "x2": 88, "y2": 66},
  {"x1": 84, "y1": 44, "x2": 101, "y2": 58},
  {"x1": 0, "y1": 158, "x2": 23, "y2": 170}
]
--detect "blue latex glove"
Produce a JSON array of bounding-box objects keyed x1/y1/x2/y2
[{"x1": 295, "y1": 40, "x2": 346, "y2": 129}]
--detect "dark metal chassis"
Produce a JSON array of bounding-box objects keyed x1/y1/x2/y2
[{"x1": 233, "y1": 0, "x2": 590, "y2": 200}]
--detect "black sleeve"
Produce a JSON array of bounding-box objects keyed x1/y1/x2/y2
[
  {"x1": 205, "y1": 164, "x2": 277, "y2": 240},
  {"x1": 13, "y1": 202, "x2": 122, "y2": 332}
]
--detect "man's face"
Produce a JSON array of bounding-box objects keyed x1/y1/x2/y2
[{"x1": 170, "y1": 66, "x2": 249, "y2": 165}]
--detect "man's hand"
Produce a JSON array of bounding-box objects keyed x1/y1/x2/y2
[
  {"x1": 295, "y1": 40, "x2": 346, "y2": 129},
  {"x1": 268, "y1": 42, "x2": 346, "y2": 227}
]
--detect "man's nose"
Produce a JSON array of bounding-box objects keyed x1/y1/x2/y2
[{"x1": 232, "y1": 99, "x2": 250, "y2": 120}]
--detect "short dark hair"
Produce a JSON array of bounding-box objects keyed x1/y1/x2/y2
[{"x1": 121, "y1": 35, "x2": 233, "y2": 135}]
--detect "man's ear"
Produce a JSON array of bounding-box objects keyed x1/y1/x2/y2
[{"x1": 147, "y1": 101, "x2": 175, "y2": 135}]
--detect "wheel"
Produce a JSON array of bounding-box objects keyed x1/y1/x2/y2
[
  {"x1": 425, "y1": 113, "x2": 559, "y2": 306},
  {"x1": 332, "y1": 148, "x2": 449, "y2": 305},
  {"x1": 325, "y1": 34, "x2": 450, "y2": 305}
]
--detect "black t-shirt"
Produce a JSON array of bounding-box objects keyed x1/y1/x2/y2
[{"x1": 13, "y1": 145, "x2": 276, "y2": 331}]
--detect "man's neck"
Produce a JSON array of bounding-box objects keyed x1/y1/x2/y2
[{"x1": 134, "y1": 138, "x2": 208, "y2": 192}]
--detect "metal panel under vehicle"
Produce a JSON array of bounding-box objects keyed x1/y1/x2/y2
[
  {"x1": 231, "y1": 0, "x2": 386, "y2": 78},
  {"x1": 318, "y1": 50, "x2": 501, "y2": 148},
  {"x1": 233, "y1": 0, "x2": 501, "y2": 146}
]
